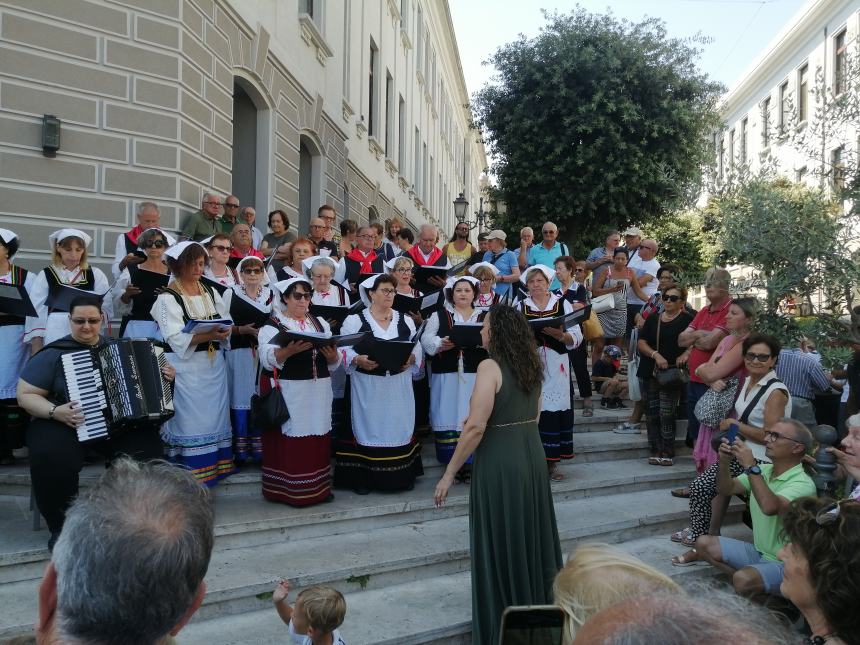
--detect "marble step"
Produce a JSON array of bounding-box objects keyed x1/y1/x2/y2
[
  {"x1": 0, "y1": 456, "x2": 698, "y2": 584},
  {"x1": 0, "y1": 486, "x2": 739, "y2": 640},
  {"x1": 173, "y1": 526, "x2": 752, "y2": 645}
]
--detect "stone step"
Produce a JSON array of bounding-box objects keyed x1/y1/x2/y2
[
  {"x1": 176, "y1": 525, "x2": 752, "y2": 645},
  {"x1": 0, "y1": 456, "x2": 698, "y2": 584},
  {"x1": 0, "y1": 486, "x2": 741, "y2": 640}
]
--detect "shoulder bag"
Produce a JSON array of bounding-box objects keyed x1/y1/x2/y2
[
  {"x1": 710, "y1": 377, "x2": 780, "y2": 451},
  {"x1": 693, "y1": 376, "x2": 740, "y2": 427},
  {"x1": 653, "y1": 315, "x2": 688, "y2": 389},
  {"x1": 250, "y1": 367, "x2": 290, "y2": 428}
]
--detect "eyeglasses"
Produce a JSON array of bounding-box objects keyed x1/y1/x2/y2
[
  {"x1": 640, "y1": 245, "x2": 656, "y2": 251},
  {"x1": 764, "y1": 430, "x2": 806, "y2": 445},
  {"x1": 479, "y1": 278, "x2": 495, "y2": 283},
  {"x1": 744, "y1": 352, "x2": 772, "y2": 362},
  {"x1": 143, "y1": 240, "x2": 167, "y2": 248},
  {"x1": 290, "y1": 292, "x2": 312, "y2": 300},
  {"x1": 375, "y1": 288, "x2": 396, "y2": 296},
  {"x1": 224, "y1": 203, "x2": 239, "y2": 209},
  {"x1": 542, "y1": 230, "x2": 556, "y2": 234},
  {"x1": 203, "y1": 201, "x2": 223, "y2": 208},
  {"x1": 661, "y1": 294, "x2": 682, "y2": 302},
  {"x1": 211, "y1": 245, "x2": 232, "y2": 252},
  {"x1": 70, "y1": 317, "x2": 101, "y2": 326},
  {"x1": 241, "y1": 268, "x2": 263, "y2": 274},
  {"x1": 393, "y1": 267, "x2": 413, "y2": 274}
]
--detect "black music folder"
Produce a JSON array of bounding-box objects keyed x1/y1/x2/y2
[
  {"x1": 393, "y1": 290, "x2": 442, "y2": 316},
  {"x1": 270, "y1": 329, "x2": 367, "y2": 349},
  {"x1": 0, "y1": 283, "x2": 37, "y2": 317},
  {"x1": 131, "y1": 269, "x2": 169, "y2": 292},
  {"x1": 527, "y1": 306, "x2": 590, "y2": 332},
  {"x1": 200, "y1": 275, "x2": 229, "y2": 295},
  {"x1": 446, "y1": 260, "x2": 469, "y2": 276},
  {"x1": 46, "y1": 283, "x2": 106, "y2": 313},
  {"x1": 449, "y1": 322, "x2": 483, "y2": 348},
  {"x1": 310, "y1": 300, "x2": 365, "y2": 325},
  {"x1": 365, "y1": 338, "x2": 416, "y2": 373},
  {"x1": 413, "y1": 265, "x2": 448, "y2": 292}
]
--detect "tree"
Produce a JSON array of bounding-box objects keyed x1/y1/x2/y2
[
  {"x1": 641, "y1": 209, "x2": 719, "y2": 283},
  {"x1": 473, "y1": 8, "x2": 723, "y2": 253},
  {"x1": 710, "y1": 176, "x2": 860, "y2": 367}
]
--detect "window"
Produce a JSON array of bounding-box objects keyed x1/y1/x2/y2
[
  {"x1": 832, "y1": 146, "x2": 845, "y2": 190},
  {"x1": 384, "y1": 72, "x2": 394, "y2": 155},
  {"x1": 416, "y1": 9, "x2": 423, "y2": 74},
  {"x1": 728, "y1": 128, "x2": 735, "y2": 168},
  {"x1": 795, "y1": 166, "x2": 807, "y2": 183},
  {"x1": 398, "y1": 96, "x2": 407, "y2": 171},
  {"x1": 343, "y1": 182, "x2": 350, "y2": 219},
  {"x1": 835, "y1": 28, "x2": 847, "y2": 95},
  {"x1": 718, "y1": 135, "x2": 725, "y2": 181},
  {"x1": 429, "y1": 155, "x2": 434, "y2": 212},
  {"x1": 414, "y1": 127, "x2": 421, "y2": 193},
  {"x1": 422, "y1": 142, "x2": 428, "y2": 202},
  {"x1": 761, "y1": 96, "x2": 771, "y2": 146},
  {"x1": 798, "y1": 63, "x2": 809, "y2": 123},
  {"x1": 400, "y1": 0, "x2": 408, "y2": 27},
  {"x1": 779, "y1": 80, "x2": 789, "y2": 132},
  {"x1": 740, "y1": 117, "x2": 748, "y2": 164},
  {"x1": 302, "y1": 0, "x2": 314, "y2": 19},
  {"x1": 368, "y1": 40, "x2": 378, "y2": 137}
]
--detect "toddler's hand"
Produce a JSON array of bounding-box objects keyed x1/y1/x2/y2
[{"x1": 272, "y1": 578, "x2": 291, "y2": 603}]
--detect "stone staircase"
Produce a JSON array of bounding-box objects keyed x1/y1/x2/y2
[{"x1": 0, "y1": 402, "x2": 748, "y2": 643}]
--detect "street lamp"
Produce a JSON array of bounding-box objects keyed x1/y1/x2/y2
[{"x1": 453, "y1": 192, "x2": 488, "y2": 231}]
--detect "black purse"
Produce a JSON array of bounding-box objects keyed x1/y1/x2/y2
[
  {"x1": 653, "y1": 316, "x2": 688, "y2": 389},
  {"x1": 250, "y1": 367, "x2": 290, "y2": 428}
]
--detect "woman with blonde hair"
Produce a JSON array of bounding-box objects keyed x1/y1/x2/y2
[{"x1": 553, "y1": 542, "x2": 682, "y2": 643}]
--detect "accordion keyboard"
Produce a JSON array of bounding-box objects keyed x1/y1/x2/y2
[{"x1": 61, "y1": 350, "x2": 109, "y2": 442}]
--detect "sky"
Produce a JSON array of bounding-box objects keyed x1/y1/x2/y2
[{"x1": 449, "y1": 0, "x2": 810, "y2": 98}]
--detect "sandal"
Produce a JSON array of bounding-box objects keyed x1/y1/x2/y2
[
  {"x1": 671, "y1": 549, "x2": 703, "y2": 567},
  {"x1": 670, "y1": 527, "x2": 693, "y2": 544},
  {"x1": 670, "y1": 487, "x2": 690, "y2": 499},
  {"x1": 648, "y1": 456, "x2": 661, "y2": 466},
  {"x1": 550, "y1": 469, "x2": 565, "y2": 482},
  {"x1": 660, "y1": 457, "x2": 674, "y2": 466},
  {"x1": 582, "y1": 401, "x2": 594, "y2": 417}
]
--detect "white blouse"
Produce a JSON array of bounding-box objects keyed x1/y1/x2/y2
[
  {"x1": 342, "y1": 310, "x2": 423, "y2": 376},
  {"x1": 521, "y1": 294, "x2": 583, "y2": 351},
  {"x1": 421, "y1": 306, "x2": 483, "y2": 356},
  {"x1": 258, "y1": 312, "x2": 341, "y2": 372},
  {"x1": 150, "y1": 286, "x2": 229, "y2": 359}
]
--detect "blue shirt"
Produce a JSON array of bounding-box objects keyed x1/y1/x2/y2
[
  {"x1": 483, "y1": 249, "x2": 519, "y2": 295},
  {"x1": 528, "y1": 241, "x2": 568, "y2": 289},
  {"x1": 776, "y1": 349, "x2": 832, "y2": 400}
]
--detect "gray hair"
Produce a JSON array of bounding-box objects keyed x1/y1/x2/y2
[
  {"x1": 202, "y1": 191, "x2": 221, "y2": 204},
  {"x1": 580, "y1": 583, "x2": 797, "y2": 644},
  {"x1": 308, "y1": 257, "x2": 336, "y2": 277},
  {"x1": 392, "y1": 256, "x2": 414, "y2": 272},
  {"x1": 52, "y1": 458, "x2": 215, "y2": 644},
  {"x1": 847, "y1": 413, "x2": 860, "y2": 429},
  {"x1": 137, "y1": 201, "x2": 159, "y2": 216},
  {"x1": 137, "y1": 227, "x2": 167, "y2": 249},
  {"x1": 419, "y1": 223, "x2": 437, "y2": 237},
  {"x1": 543, "y1": 221, "x2": 557, "y2": 231},
  {"x1": 777, "y1": 417, "x2": 814, "y2": 452}
]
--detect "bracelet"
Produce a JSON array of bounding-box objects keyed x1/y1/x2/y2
[
  {"x1": 48, "y1": 404, "x2": 58, "y2": 420},
  {"x1": 651, "y1": 350, "x2": 658, "y2": 359}
]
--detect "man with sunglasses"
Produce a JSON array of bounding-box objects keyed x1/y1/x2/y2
[
  {"x1": 696, "y1": 418, "x2": 815, "y2": 598},
  {"x1": 112, "y1": 202, "x2": 161, "y2": 278},
  {"x1": 441, "y1": 222, "x2": 474, "y2": 275},
  {"x1": 526, "y1": 222, "x2": 569, "y2": 289},
  {"x1": 181, "y1": 192, "x2": 223, "y2": 242},
  {"x1": 219, "y1": 195, "x2": 241, "y2": 234}
]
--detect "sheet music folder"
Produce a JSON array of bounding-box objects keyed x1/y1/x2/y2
[
  {"x1": 270, "y1": 329, "x2": 367, "y2": 349},
  {"x1": 392, "y1": 291, "x2": 442, "y2": 316},
  {"x1": 364, "y1": 338, "x2": 416, "y2": 373},
  {"x1": 0, "y1": 283, "x2": 37, "y2": 317},
  {"x1": 46, "y1": 283, "x2": 106, "y2": 313},
  {"x1": 309, "y1": 300, "x2": 365, "y2": 324},
  {"x1": 527, "y1": 305, "x2": 591, "y2": 331},
  {"x1": 449, "y1": 322, "x2": 483, "y2": 348}
]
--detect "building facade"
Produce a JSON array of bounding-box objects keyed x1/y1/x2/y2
[
  {"x1": 713, "y1": 0, "x2": 859, "y2": 191},
  {"x1": 0, "y1": 0, "x2": 487, "y2": 274}
]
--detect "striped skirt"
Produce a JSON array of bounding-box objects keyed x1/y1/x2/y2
[
  {"x1": 261, "y1": 431, "x2": 332, "y2": 506},
  {"x1": 538, "y1": 409, "x2": 575, "y2": 463},
  {"x1": 333, "y1": 433, "x2": 423, "y2": 492}
]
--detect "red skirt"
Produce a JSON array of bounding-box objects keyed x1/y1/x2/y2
[{"x1": 261, "y1": 430, "x2": 332, "y2": 506}]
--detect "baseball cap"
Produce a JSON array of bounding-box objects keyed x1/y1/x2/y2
[
  {"x1": 603, "y1": 345, "x2": 622, "y2": 358},
  {"x1": 486, "y1": 230, "x2": 507, "y2": 241},
  {"x1": 623, "y1": 227, "x2": 643, "y2": 237}
]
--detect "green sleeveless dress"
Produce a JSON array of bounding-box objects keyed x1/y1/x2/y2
[{"x1": 469, "y1": 360, "x2": 563, "y2": 644}]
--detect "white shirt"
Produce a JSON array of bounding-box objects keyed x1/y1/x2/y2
[
  {"x1": 627, "y1": 256, "x2": 660, "y2": 305},
  {"x1": 734, "y1": 370, "x2": 791, "y2": 461},
  {"x1": 289, "y1": 620, "x2": 347, "y2": 644}
]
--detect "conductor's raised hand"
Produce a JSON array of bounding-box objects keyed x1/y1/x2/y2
[{"x1": 434, "y1": 472, "x2": 454, "y2": 507}]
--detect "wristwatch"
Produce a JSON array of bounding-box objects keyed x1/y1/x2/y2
[{"x1": 744, "y1": 465, "x2": 762, "y2": 476}]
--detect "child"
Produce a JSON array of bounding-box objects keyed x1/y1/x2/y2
[
  {"x1": 592, "y1": 345, "x2": 628, "y2": 409},
  {"x1": 273, "y1": 579, "x2": 347, "y2": 645}
]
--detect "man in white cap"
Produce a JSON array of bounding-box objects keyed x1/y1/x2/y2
[
  {"x1": 622, "y1": 226, "x2": 643, "y2": 261},
  {"x1": 112, "y1": 202, "x2": 160, "y2": 279},
  {"x1": 481, "y1": 230, "x2": 520, "y2": 297}
]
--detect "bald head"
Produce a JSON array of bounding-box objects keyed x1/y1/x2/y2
[{"x1": 638, "y1": 238, "x2": 658, "y2": 259}]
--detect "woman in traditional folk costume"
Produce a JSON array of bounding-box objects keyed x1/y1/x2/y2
[
  {"x1": 202, "y1": 233, "x2": 238, "y2": 288},
  {"x1": 113, "y1": 227, "x2": 175, "y2": 340},
  {"x1": 25, "y1": 229, "x2": 112, "y2": 352},
  {"x1": 518, "y1": 265, "x2": 583, "y2": 481},
  {"x1": 222, "y1": 256, "x2": 273, "y2": 464},
  {"x1": 0, "y1": 229, "x2": 35, "y2": 464},
  {"x1": 151, "y1": 241, "x2": 234, "y2": 486},
  {"x1": 421, "y1": 276, "x2": 487, "y2": 478},
  {"x1": 336, "y1": 274, "x2": 424, "y2": 494},
  {"x1": 257, "y1": 277, "x2": 340, "y2": 506},
  {"x1": 469, "y1": 262, "x2": 501, "y2": 310}
]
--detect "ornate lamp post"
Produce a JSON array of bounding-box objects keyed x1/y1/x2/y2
[{"x1": 453, "y1": 193, "x2": 488, "y2": 231}]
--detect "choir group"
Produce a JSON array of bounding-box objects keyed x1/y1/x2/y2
[{"x1": 0, "y1": 215, "x2": 589, "y2": 541}]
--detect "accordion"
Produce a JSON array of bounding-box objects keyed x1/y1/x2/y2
[{"x1": 61, "y1": 339, "x2": 175, "y2": 443}]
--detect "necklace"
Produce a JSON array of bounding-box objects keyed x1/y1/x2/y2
[
  {"x1": 370, "y1": 306, "x2": 392, "y2": 325},
  {"x1": 174, "y1": 280, "x2": 215, "y2": 320}
]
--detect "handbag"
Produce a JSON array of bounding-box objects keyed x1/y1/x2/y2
[
  {"x1": 628, "y1": 354, "x2": 642, "y2": 401},
  {"x1": 581, "y1": 309, "x2": 604, "y2": 341},
  {"x1": 591, "y1": 292, "x2": 615, "y2": 314},
  {"x1": 250, "y1": 367, "x2": 290, "y2": 428},
  {"x1": 652, "y1": 316, "x2": 688, "y2": 389},
  {"x1": 693, "y1": 376, "x2": 740, "y2": 427}
]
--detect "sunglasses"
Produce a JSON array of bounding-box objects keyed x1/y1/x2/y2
[
  {"x1": 764, "y1": 430, "x2": 805, "y2": 445},
  {"x1": 542, "y1": 230, "x2": 555, "y2": 234},
  {"x1": 143, "y1": 240, "x2": 167, "y2": 248},
  {"x1": 224, "y1": 203, "x2": 240, "y2": 209},
  {"x1": 211, "y1": 245, "x2": 232, "y2": 252},
  {"x1": 744, "y1": 352, "x2": 772, "y2": 362},
  {"x1": 241, "y1": 268, "x2": 263, "y2": 274},
  {"x1": 290, "y1": 292, "x2": 312, "y2": 300},
  {"x1": 70, "y1": 317, "x2": 101, "y2": 326},
  {"x1": 661, "y1": 294, "x2": 682, "y2": 302}
]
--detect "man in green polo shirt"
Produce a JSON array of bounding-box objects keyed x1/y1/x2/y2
[
  {"x1": 181, "y1": 192, "x2": 223, "y2": 241},
  {"x1": 696, "y1": 418, "x2": 816, "y2": 597}
]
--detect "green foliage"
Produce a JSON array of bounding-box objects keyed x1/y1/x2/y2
[
  {"x1": 473, "y1": 8, "x2": 723, "y2": 251},
  {"x1": 346, "y1": 574, "x2": 371, "y2": 590},
  {"x1": 640, "y1": 209, "x2": 719, "y2": 283}
]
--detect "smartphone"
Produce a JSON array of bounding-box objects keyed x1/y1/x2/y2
[
  {"x1": 499, "y1": 605, "x2": 564, "y2": 645},
  {"x1": 725, "y1": 422, "x2": 740, "y2": 444}
]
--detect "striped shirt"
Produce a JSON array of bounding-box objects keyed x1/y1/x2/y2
[{"x1": 776, "y1": 349, "x2": 831, "y2": 400}]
